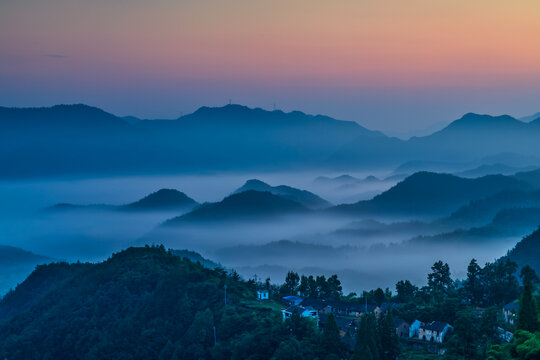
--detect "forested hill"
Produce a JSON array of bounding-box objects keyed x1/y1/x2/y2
[
  {"x1": 0, "y1": 246, "x2": 284, "y2": 360},
  {"x1": 506, "y1": 226, "x2": 540, "y2": 274}
]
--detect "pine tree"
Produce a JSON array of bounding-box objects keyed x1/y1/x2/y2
[
  {"x1": 427, "y1": 261, "x2": 453, "y2": 302},
  {"x1": 352, "y1": 315, "x2": 374, "y2": 360},
  {"x1": 321, "y1": 313, "x2": 343, "y2": 358},
  {"x1": 284, "y1": 271, "x2": 300, "y2": 295},
  {"x1": 516, "y1": 278, "x2": 540, "y2": 332},
  {"x1": 464, "y1": 258, "x2": 483, "y2": 305},
  {"x1": 353, "y1": 314, "x2": 380, "y2": 360},
  {"x1": 379, "y1": 311, "x2": 400, "y2": 360}
]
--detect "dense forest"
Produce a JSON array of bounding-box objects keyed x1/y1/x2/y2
[{"x1": 0, "y1": 245, "x2": 538, "y2": 360}]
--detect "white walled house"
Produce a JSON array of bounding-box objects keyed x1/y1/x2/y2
[
  {"x1": 419, "y1": 321, "x2": 453, "y2": 343},
  {"x1": 257, "y1": 290, "x2": 269, "y2": 300},
  {"x1": 409, "y1": 320, "x2": 422, "y2": 338},
  {"x1": 281, "y1": 305, "x2": 319, "y2": 327}
]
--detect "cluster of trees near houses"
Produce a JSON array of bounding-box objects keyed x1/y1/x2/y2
[
  {"x1": 0, "y1": 245, "x2": 538, "y2": 360},
  {"x1": 264, "y1": 257, "x2": 540, "y2": 360}
]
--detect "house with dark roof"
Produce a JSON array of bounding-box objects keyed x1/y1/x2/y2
[
  {"x1": 502, "y1": 301, "x2": 519, "y2": 325},
  {"x1": 281, "y1": 305, "x2": 319, "y2": 327},
  {"x1": 419, "y1": 321, "x2": 453, "y2": 343},
  {"x1": 300, "y1": 298, "x2": 377, "y2": 317},
  {"x1": 282, "y1": 295, "x2": 303, "y2": 306},
  {"x1": 300, "y1": 298, "x2": 334, "y2": 315}
]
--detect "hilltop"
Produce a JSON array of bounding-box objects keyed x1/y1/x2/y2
[
  {"x1": 333, "y1": 172, "x2": 532, "y2": 216},
  {"x1": 46, "y1": 188, "x2": 198, "y2": 213},
  {"x1": 0, "y1": 246, "x2": 283, "y2": 359},
  {"x1": 164, "y1": 190, "x2": 309, "y2": 225},
  {"x1": 234, "y1": 179, "x2": 331, "y2": 209}
]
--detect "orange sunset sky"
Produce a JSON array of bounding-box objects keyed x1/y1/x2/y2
[{"x1": 1, "y1": 0, "x2": 540, "y2": 132}]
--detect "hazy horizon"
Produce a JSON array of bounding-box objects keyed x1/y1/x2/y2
[{"x1": 2, "y1": 0, "x2": 540, "y2": 132}]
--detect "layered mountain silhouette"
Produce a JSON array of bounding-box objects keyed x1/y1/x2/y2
[
  {"x1": 410, "y1": 207, "x2": 540, "y2": 246},
  {"x1": 0, "y1": 245, "x2": 53, "y2": 295},
  {"x1": 0, "y1": 103, "x2": 390, "y2": 177},
  {"x1": 233, "y1": 179, "x2": 330, "y2": 209},
  {"x1": 332, "y1": 172, "x2": 533, "y2": 216},
  {"x1": 0, "y1": 104, "x2": 129, "y2": 132},
  {"x1": 4, "y1": 104, "x2": 540, "y2": 177},
  {"x1": 46, "y1": 189, "x2": 198, "y2": 213},
  {"x1": 519, "y1": 112, "x2": 540, "y2": 123},
  {"x1": 447, "y1": 189, "x2": 540, "y2": 227},
  {"x1": 330, "y1": 113, "x2": 540, "y2": 170},
  {"x1": 123, "y1": 189, "x2": 198, "y2": 211},
  {"x1": 163, "y1": 190, "x2": 309, "y2": 225}
]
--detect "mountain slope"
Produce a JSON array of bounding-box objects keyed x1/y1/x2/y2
[
  {"x1": 5, "y1": 105, "x2": 540, "y2": 177},
  {"x1": 0, "y1": 103, "x2": 393, "y2": 177},
  {"x1": 0, "y1": 104, "x2": 130, "y2": 132},
  {"x1": 233, "y1": 179, "x2": 331, "y2": 209},
  {"x1": 447, "y1": 190, "x2": 540, "y2": 227},
  {"x1": 506, "y1": 227, "x2": 540, "y2": 275},
  {"x1": 46, "y1": 188, "x2": 198, "y2": 213},
  {"x1": 405, "y1": 113, "x2": 540, "y2": 162},
  {"x1": 330, "y1": 113, "x2": 540, "y2": 170},
  {"x1": 0, "y1": 246, "x2": 281, "y2": 360},
  {"x1": 333, "y1": 172, "x2": 533, "y2": 216},
  {"x1": 122, "y1": 189, "x2": 199, "y2": 211},
  {"x1": 164, "y1": 190, "x2": 309, "y2": 225},
  {"x1": 0, "y1": 246, "x2": 54, "y2": 296}
]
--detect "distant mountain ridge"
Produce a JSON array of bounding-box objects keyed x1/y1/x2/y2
[
  {"x1": 332, "y1": 171, "x2": 533, "y2": 216},
  {"x1": 0, "y1": 245, "x2": 54, "y2": 296},
  {"x1": 0, "y1": 103, "x2": 389, "y2": 177},
  {"x1": 0, "y1": 104, "x2": 129, "y2": 132},
  {"x1": 330, "y1": 112, "x2": 540, "y2": 170},
  {"x1": 4, "y1": 104, "x2": 540, "y2": 176},
  {"x1": 233, "y1": 179, "x2": 331, "y2": 209},
  {"x1": 163, "y1": 190, "x2": 309, "y2": 225},
  {"x1": 124, "y1": 189, "x2": 198, "y2": 211},
  {"x1": 46, "y1": 189, "x2": 198, "y2": 213}
]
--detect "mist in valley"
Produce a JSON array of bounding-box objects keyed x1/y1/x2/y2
[{"x1": 0, "y1": 169, "x2": 528, "y2": 295}]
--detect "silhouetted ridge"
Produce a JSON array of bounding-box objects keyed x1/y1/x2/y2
[
  {"x1": 234, "y1": 179, "x2": 331, "y2": 209},
  {"x1": 0, "y1": 246, "x2": 257, "y2": 358},
  {"x1": 442, "y1": 113, "x2": 523, "y2": 131},
  {"x1": 333, "y1": 171, "x2": 532, "y2": 215},
  {"x1": 45, "y1": 188, "x2": 198, "y2": 212},
  {"x1": 0, "y1": 245, "x2": 52, "y2": 266},
  {"x1": 124, "y1": 189, "x2": 198, "y2": 210},
  {"x1": 164, "y1": 190, "x2": 308, "y2": 225},
  {"x1": 0, "y1": 104, "x2": 129, "y2": 131},
  {"x1": 505, "y1": 227, "x2": 540, "y2": 275}
]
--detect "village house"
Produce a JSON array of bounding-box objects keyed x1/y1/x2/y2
[
  {"x1": 256, "y1": 289, "x2": 269, "y2": 300},
  {"x1": 409, "y1": 320, "x2": 422, "y2": 338},
  {"x1": 282, "y1": 295, "x2": 303, "y2": 306},
  {"x1": 394, "y1": 318, "x2": 410, "y2": 338},
  {"x1": 418, "y1": 321, "x2": 453, "y2": 343},
  {"x1": 300, "y1": 298, "x2": 378, "y2": 318},
  {"x1": 502, "y1": 301, "x2": 519, "y2": 325},
  {"x1": 300, "y1": 298, "x2": 335, "y2": 315},
  {"x1": 281, "y1": 305, "x2": 319, "y2": 327}
]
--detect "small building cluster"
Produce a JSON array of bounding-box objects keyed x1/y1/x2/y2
[{"x1": 276, "y1": 295, "x2": 454, "y2": 345}]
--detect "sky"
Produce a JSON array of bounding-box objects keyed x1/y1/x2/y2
[{"x1": 1, "y1": 0, "x2": 540, "y2": 132}]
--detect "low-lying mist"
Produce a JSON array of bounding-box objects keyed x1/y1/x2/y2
[{"x1": 0, "y1": 171, "x2": 529, "y2": 295}]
